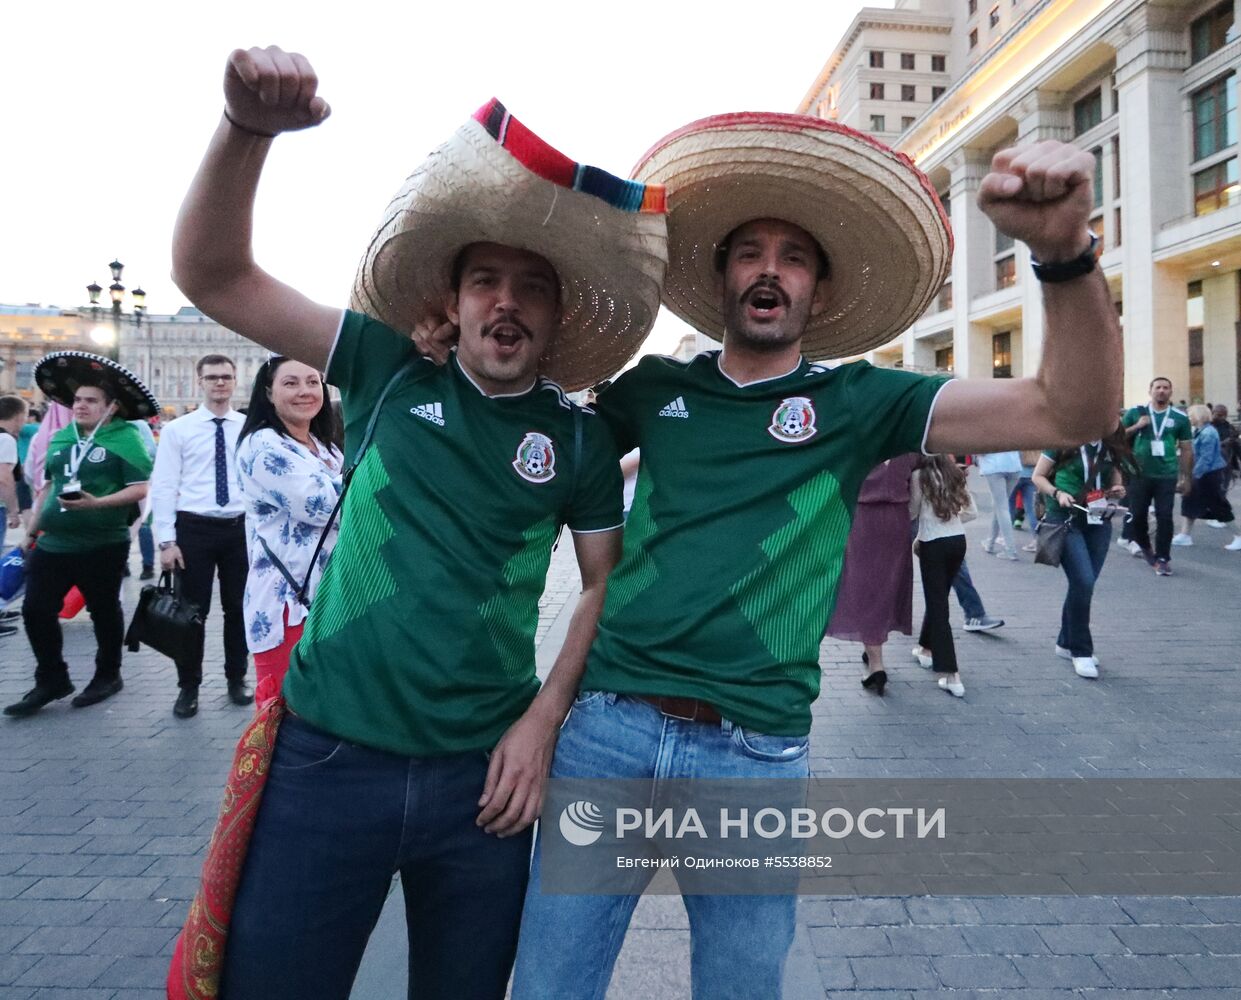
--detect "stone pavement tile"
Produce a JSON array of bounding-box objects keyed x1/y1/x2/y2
[
  {"x1": 27, "y1": 991, "x2": 115, "y2": 1000},
  {"x1": 0, "y1": 900, "x2": 103, "y2": 926},
  {"x1": 605, "y1": 929, "x2": 690, "y2": 1000},
  {"x1": 12, "y1": 956, "x2": 115, "y2": 990},
  {"x1": 1114, "y1": 923, "x2": 1214, "y2": 954},
  {"x1": 904, "y1": 896, "x2": 982, "y2": 924},
  {"x1": 134, "y1": 836, "x2": 202, "y2": 856},
  {"x1": 884, "y1": 925, "x2": 968, "y2": 955},
  {"x1": 75, "y1": 855, "x2": 156, "y2": 878},
  {"x1": 628, "y1": 894, "x2": 688, "y2": 929},
  {"x1": 1191, "y1": 925, "x2": 1241, "y2": 954},
  {"x1": 0, "y1": 926, "x2": 35, "y2": 953},
  {"x1": 82, "y1": 876, "x2": 164, "y2": 901},
  {"x1": 88, "y1": 955, "x2": 168, "y2": 990},
  {"x1": 76, "y1": 835, "x2": 152, "y2": 856},
  {"x1": 82, "y1": 899, "x2": 175, "y2": 928},
  {"x1": 1190, "y1": 898, "x2": 1241, "y2": 922},
  {"x1": 0, "y1": 955, "x2": 40, "y2": 987},
  {"x1": 13, "y1": 924, "x2": 107, "y2": 955},
  {"x1": 0, "y1": 990, "x2": 35, "y2": 1000},
  {"x1": 0, "y1": 877, "x2": 38, "y2": 900},
  {"x1": 812, "y1": 958, "x2": 856, "y2": 990},
  {"x1": 1040, "y1": 896, "x2": 1135, "y2": 924},
  {"x1": 1, "y1": 836, "x2": 89, "y2": 856},
  {"x1": 809, "y1": 926, "x2": 894, "y2": 957},
  {"x1": 829, "y1": 898, "x2": 908, "y2": 926},
  {"x1": 1035, "y1": 924, "x2": 1127, "y2": 955},
  {"x1": 960, "y1": 924, "x2": 1051, "y2": 955},
  {"x1": 0, "y1": 855, "x2": 34, "y2": 877},
  {"x1": 149, "y1": 876, "x2": 198, "y2": 901},
  {"x1": 930, "y1": 955, "x2": 1026, "y2": 988},
  {"x1": 1175, "y1": 955, "x2": 1241, "y2": 987},
  {"x1": 847, "y1": 956, "x2": 938, "y2": 990},
  {"x1": 1093, "y1": 954, "x2": 1200, "y2": 988},
  {"x1": 13, "y1": 857, "x2": 89, "y2": 878},
  {"x1": 18, "y1": 878, "x2": 101, "y2": 901},
  {"x1": 1120, "y1": 897, "x2": 1215, "y2": 924},
  {"x1": 1010, "y1": 955, "x2": 1110, "y2": 987},
  {"x1": 912, "y1": 992, "x2": 1078, "y2": 1000},
  {"x1": 88, "y1": 925, "x2": 177, "y2": 958},
  {"x1": 970, "y1": 897, "x2": 1058, "y2": 924},
  {"x1": 140, "y1": 854, "x2": 203, "y2": 878},
  {"x1": 826, "y1": 992, "x2": 911, "y2": 1000}
]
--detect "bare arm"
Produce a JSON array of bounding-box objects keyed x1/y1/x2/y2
[
  {"x1": 59, "y1": 483, "x2": 148, "y2": 512},
  {"x1": 926, "y1": 142, "x2": 1122, "y2": 454},
  {"x1": 475, "y1": 527, "x2": 623, "y2": 836},
  {"x1": 171, "y1": 47, "x2": 338, "y2": 369},
  {"x1": 0, "y1": 464, "x2": 18, "y2": 527}
]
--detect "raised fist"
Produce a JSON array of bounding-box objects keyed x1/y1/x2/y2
[{"x1": 224, "y1": 46, "x2": 331, "y2": 137}]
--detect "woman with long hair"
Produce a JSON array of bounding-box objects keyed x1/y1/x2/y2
[
  {"x1": 1032, "y1": 425, "x2": 1134, "y2": 680},
  {"x1": 1173, "y1": 404, "x2": 1241, "y2": 550},
  {"x1": 235, "y1": 357, "x2": 342, "y2": 706},
  {"x1": 909, "y1": 454, "x2": 977, "y2": 698}
]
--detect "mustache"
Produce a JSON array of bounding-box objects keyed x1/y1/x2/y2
[
  {"x1": 482, "y1": 316, "x2": 534, "y2": 341},
  {"x1": 742, "y1": 280, "x2": 790, "y2": 308}
]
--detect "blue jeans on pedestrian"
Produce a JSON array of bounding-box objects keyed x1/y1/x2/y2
[
  {"x1": 1010, "y1": 471, "x2": 1037, "y2": 531},
  {"x1": 511, "y1": 691, "x2": 809, "y2": 1000},
  {"x1": 1056, "y1": 518, "x2": 1111, "y2": 658},
  {"x1": 220, "y1": 714, "x2": 532, "y2": 1000},
  {"x1": 951, "y1": 559, "x2": 986, "y2": 620},
  {"x1": 137, "y1": 517, "x2": 154, "y2": 568}
]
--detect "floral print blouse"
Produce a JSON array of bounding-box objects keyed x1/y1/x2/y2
[{"x1": 236, "y1": 428, "x2": 343, "y2": 653}]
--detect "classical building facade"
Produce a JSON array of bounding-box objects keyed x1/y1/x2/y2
[
  {"x1": 0, "y1": 304, "x2": 270, "y2": 413},
  {"x1": 799, "y1": 0, "x2": 1241, "y2": 409}
]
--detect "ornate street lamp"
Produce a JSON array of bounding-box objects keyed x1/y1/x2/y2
[{"x1": 84, "y1": 259, "x2": 145, "y2": 363}]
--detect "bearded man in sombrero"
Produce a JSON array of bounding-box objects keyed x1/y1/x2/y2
[
  {"x1": 169, "y1": 46, "x2": 665, "y2": 998},
  {"x1": 509, "y1": 120, "x2": 1122, "y2": 995},
  {"x1": 5, "y1": 353, "x2": 158, "y2": 718}
]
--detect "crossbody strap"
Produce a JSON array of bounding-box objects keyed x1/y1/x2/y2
[{"x1": 553, "y1": 402, "x2": 585, "y2": 553}]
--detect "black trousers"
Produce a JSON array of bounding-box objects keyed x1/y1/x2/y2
[
  {"x1": 175, "y1": 512, "x2": 249, "y2": 688},
  {"x1": 1127, "y1": 475, "x2": 1177, "y2": 562},
  {"x1": 917, "y1": 535, "x2": 967, "y2": 675},
  {"x1": 23, "y1": 541, "x2": 129, "y2": 687}
]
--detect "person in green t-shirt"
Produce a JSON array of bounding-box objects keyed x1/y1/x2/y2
[
  {"x1": 169, "y1": 47, "x2": 666, "y2": 997},
  {"x1": 513, "y1": 120, "x2": 1128, "y2": 997},
  {"x1": 5, "y1": 373, "x2": 155, "y2": 718},
  {"x1": 1119, "y1": 376, "x2": 1193, "y2": 574}
]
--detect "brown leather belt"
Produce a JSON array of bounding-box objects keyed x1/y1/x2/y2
[{"x1": 635, "y1": 694, "x2": 722, "y2": 724}]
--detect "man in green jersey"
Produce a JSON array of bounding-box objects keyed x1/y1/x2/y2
[
  {"x1": 512, "y1": 116, "x2": 1123, "y2": 998},
  {"x1": 170, "y1": 47, "x2": 665, "y2": 998},
  {"x1": 1119, "y1": 376, "x2": 1192, "y2": 575}
]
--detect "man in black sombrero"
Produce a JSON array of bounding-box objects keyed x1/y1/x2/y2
[{"x1": 5, "y1": 353, "x2": 157, "y2": 718}]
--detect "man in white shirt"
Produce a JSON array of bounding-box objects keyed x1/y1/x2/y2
[
  {"x1": 0, "y1": 396, "x2": 28, "y2": 640},
  {"x1": 149, "y1": 354, "x2": 252, "y2": 718}
]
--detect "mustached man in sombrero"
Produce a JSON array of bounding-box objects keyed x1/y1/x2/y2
[
  {"x1": 169, "y1": 46, "x2": 665, "y2": 999},
  {"x1": 507, "y1": 121, "x2": 1122, "y2": 993}
]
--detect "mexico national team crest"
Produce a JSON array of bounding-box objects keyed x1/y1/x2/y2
[
  {"x1": 768, "y1": 396, "x2": 817, "y2": 444},
  {"x1": 513, "y1": 432, "x2": 557, "y2": 484}
]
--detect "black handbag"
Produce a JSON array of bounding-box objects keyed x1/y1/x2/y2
[
  {"x1": 124, "y1": 570, "x2": 205, "y2": 663},
  {"x1": 1034, "y1": 519, "x2": 1069, "y2": 567}
]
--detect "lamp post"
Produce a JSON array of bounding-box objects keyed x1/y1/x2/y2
[{"x1": 86, "y1": 259, "x2": 146, "y2": 362}]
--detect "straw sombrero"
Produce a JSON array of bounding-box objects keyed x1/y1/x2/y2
[
  {"x1": 631, "y1": 112, "x2": 952, "y2": 359},
  {"x1": 35, "y1": 351, "x2": 160, "y2": 420},
  {"x1": 351, "y1": 100, "x2": 668, "y2": 392}
]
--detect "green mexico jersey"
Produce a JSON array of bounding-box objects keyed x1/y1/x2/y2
[
  {"x1": 585, "y1": 352, "x2": 950, "y2": 737},
  {"x1": 38, "y1": 420, "x2": 153, "y2": 554},
  {"x1": 1122, "y1": 404, "x2": 1191, "y2": 478},
  {"x1": 283, "y1": 311, "x2": 622, "y2": 757}
]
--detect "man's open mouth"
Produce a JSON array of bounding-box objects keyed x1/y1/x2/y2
[{"x1": 745, "y1": 285, "x2": 788, "y2": 317}]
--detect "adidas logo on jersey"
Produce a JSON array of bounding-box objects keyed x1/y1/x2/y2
[
  {"x1": 658, "y1": 396, "x2": 690, "y2": 418},
  {"x1": 410, "y1": 402, "x2": 445, "y2": 426}
]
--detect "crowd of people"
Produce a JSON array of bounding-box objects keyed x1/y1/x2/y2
[{"x1": 0, "y1": 42, "x2": 1237, "y2": 1000}]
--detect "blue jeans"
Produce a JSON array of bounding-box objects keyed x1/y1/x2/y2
[
  {"x1": 1056, "y1": 519, "x2": 1112, "y2": 658},
  {"x1": 511, "y1": 692, "x2": 809, "y2": 1000},
  {"x1": 951, "y1": 559, "x2": 986, "y2": 619},
  {"x1": 1010, "y1": 471, "x2": 1037, "y2": 528},
  {"x1": 137, "y1": 518, "x2": 154, "y2": 568},
  {"x1": 220, "y1": 714, "x2": 532, "y2": 1000}
]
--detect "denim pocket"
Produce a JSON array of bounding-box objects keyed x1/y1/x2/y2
[
  {"x1": 273, "y1": 719, "x2": 344, "y2": 771},
  {"x1": 732, "y1": 727, "x2": 810, "y2": 762},
  {"x1": 571, "y1": 689, "x2": 611, "y2": 710}
]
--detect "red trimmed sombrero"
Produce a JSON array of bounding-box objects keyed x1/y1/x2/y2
[
  {"x1": 351, "y1": 100, "x2": 668, "y2": 391},
  {"x1": 631, "y1": 113, "x2": 953, "y2": 360},
  {"x1": 35, "y1": 351, "x2": 160, "y2": 420}
]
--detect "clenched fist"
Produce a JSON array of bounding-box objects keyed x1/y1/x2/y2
[{"x1": 224, "y1": 46, "x2": 331, "y2": 138}]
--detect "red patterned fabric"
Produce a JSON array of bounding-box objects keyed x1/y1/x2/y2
[{"x1": 167, "y1": 698, "x2": 286, "y2": 999}]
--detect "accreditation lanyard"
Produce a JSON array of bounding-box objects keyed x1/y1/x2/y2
[
  {"x1": 63, "y1": 407, "x2": 115, "y2": 483},
  {"x1": 1080, "y1": 444, "x2": 1103, "y2": 492},
  {"x1": 1148, "y1": 406, "x2": 1171, "y2": 442}
]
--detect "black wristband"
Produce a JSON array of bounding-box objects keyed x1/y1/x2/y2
[
  {"x1": 223, "y1": 108, "x2": 277, "y2": 139},
  {"x1": 1030, "y1": 231, "x2": 1099, "y2": 283}
]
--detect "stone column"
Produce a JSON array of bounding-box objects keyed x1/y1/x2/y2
[
  {"x1": 1202, "y1": 270, "x2": 1239, "y2": 406},
  {"x1": 947, "y1": 148, "x2": 998, "y2": 379}
]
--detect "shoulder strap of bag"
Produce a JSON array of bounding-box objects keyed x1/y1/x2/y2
[
  {"x1": 553, "y1": 402, "x2": 584, "y2": 553},
  {"x1": 287, "y1": 358, "x2": 418, "y2": 608}
]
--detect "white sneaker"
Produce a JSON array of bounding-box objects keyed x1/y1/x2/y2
[
  {"x1": 1055, "y1": 645, "x2": 1099, "y2": 666},
  {"x1": 997, "y1": 547, "x2": 1019, "y2": 561},
  {"x1": 1116, "y1": 537, "x2": 1131, "y2": 550},
  {"x1": 1206, "y1": 520, "x2": 1226, "y2": 528},
  {"x1": 912, "y1": 646, "x2": 933, "y2": 669},
  {"x1": 1073, "y1": 657, "x2": 1099, "y2": 679},
  {"x1": 1127, "y1": 540, "x2": 1144, "y2": 557},
  {"x1": 1226, "y1": 536, "x2": 1241, "y2": 551},
  {"x1": 1171, "y1": 533, "x2": 1193, "y2": 547},
  {"x1": 980, "y1": 539, "x2": 995, "y2": 554},
  {"x1": 938, "y1": 676, "x2": 966, "y2": 697}
]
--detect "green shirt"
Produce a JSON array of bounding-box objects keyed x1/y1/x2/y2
[
  {"x1": 284, "y1": 311, "x2": 623, "y2": 757},
  {"x1": 1041, "y1": 442, "x2": 1114, "y2": 523},
  {"x1": 585, "y1": 352, "x2": 950, "y2": 737},
  {"x1": 1122, "y1": 404, "x2": 1191, "y2": 478},
  {"x1": 38, "y1": 420, "x2": 153, "y2": 554}
]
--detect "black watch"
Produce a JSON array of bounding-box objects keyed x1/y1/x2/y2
[{"x1": 1030, "y1": 231, "x2": 1099, "y2": 283}]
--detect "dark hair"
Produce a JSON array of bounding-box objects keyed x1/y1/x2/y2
[
  {"x1": 75, "y1": 378, "x2": 115, "y2": 403},
  {"x1": 238, "y1": 357, "x2": 339, "y2": 449},
  {"x1": 448, "y1": 243, "x2": 562, "y2": 300},
  {"x1": 712, "y1": 223, "x2": 831, "y2": 281},
  {"x1": 1049, "y1": 423, "x2": 1140, "y2": 481},
  {"x1": 1149, "y1": 376, "x2": 1172, "y2": 389},
  {"x1": 0, "y1": 395, "x2": 27, "y2": 421},
  {"x1": 196, "y1": 354, "x2": 236, "y2": 375}
]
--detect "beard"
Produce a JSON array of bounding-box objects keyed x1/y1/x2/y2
[{"x1": 721, "y1": 280, "x2": 812, "y2": 350}]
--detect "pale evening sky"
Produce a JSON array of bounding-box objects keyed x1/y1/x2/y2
[{"x1": 2, "y1": 1, "x2": 887, "y2": 355}]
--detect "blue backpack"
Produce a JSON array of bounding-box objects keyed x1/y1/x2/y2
[{"x1": 0, "y1": 546, "x2": 25, "y2": 606}]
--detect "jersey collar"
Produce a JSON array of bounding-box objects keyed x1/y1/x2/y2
[
  {"x1": 451, "y1": 350, "x2": 539, "y2": 400},
  {"x1": 714, "y1": 352, "x2": 807, "y2": 389}
]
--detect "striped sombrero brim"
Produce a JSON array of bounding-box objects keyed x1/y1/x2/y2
[{"x1": 34, "y1": 352, "x2": 160, "y2": 420}]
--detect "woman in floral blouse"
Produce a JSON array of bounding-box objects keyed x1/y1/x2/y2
[{"x1": 236, "y1": 357, "x2": 342, "y2": 706}]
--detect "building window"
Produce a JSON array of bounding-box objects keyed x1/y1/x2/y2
[
  {"x1": 1191, "y1": 2, "x2": 1236, "y2": 64},
  {"x1": 969, "y1": 28, "x2": 978, "y2": 48},
  {"x1": 932, "y1": 54, "x2": 946, "y2": 72},
  {"x1": 1114, "y1": 206, "x2": 1122, "y2": 247},
  {"x1": 995, "y1": 256, "x2": 1017, "y2": 289},
  {"x1": 901, "y1": 116, "x2": 916, "y2": 130},
  {"x1": 935, "y1": 346, "x2": 955, "y2": 372},
  {"x1": 870, "y1": 82, "x2": 885, "y2": 100},
  {"x1": 1112, "y1": 135, "x2": 1122, "y2": 197},
  {"x1": 989, "y1": 5, "x2": 1000, "y2": 28},
  {"x1": 870, "y1": 51, "x2": 885, "y2": 68},
  {"x1": 992, "y1": 332, "x2": 1012, "y2": 377},
  {"x1": 995, "y1": 228, "x2": 1015, "y2": 254},
  {"x1": 1073, "y1": 88, "x2": 1103, "y2": 135},
  {"x1": 1092, "y1": 146, "x2": 1104, "y2": 208},
  {"x1": 1193, "y1": 157, "x2": 1240, "y2": 215},
  {"x1": 870, "y1": 114, "x2": 887, "y2": 132},
  {"x1": 968, "y1": 0, "x2": 977, "y2": 14},
  {"x1": 1192, "y1": 73, "x2": 1237, "y2": 160},
  {"x1": 901, "y1": 85, "x2": 917, "y2": 102},
  {"x1": 932, "y1": 85, "x2": 946, "y2": 100},
  {"x1": 936, "y1": 281, "x2": 954, "y2": 312},
  {"x1": 901, "y1": 52, "x2": 916, "y2": 70},
  {"x1": 15, "y1": 361, "x2": 36, "y2": 386},
  {"x1": 1089, "y1": 217, "x2": 1105, "y2": 253}
]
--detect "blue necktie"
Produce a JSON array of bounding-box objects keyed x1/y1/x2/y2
[{"x1": 212, "y1": 418, "x2": 229, "y2": 506}]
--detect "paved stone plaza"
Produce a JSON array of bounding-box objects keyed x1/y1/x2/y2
[{"x1": 1, "y1": 478, "x2": 1238, "y2": 999}]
